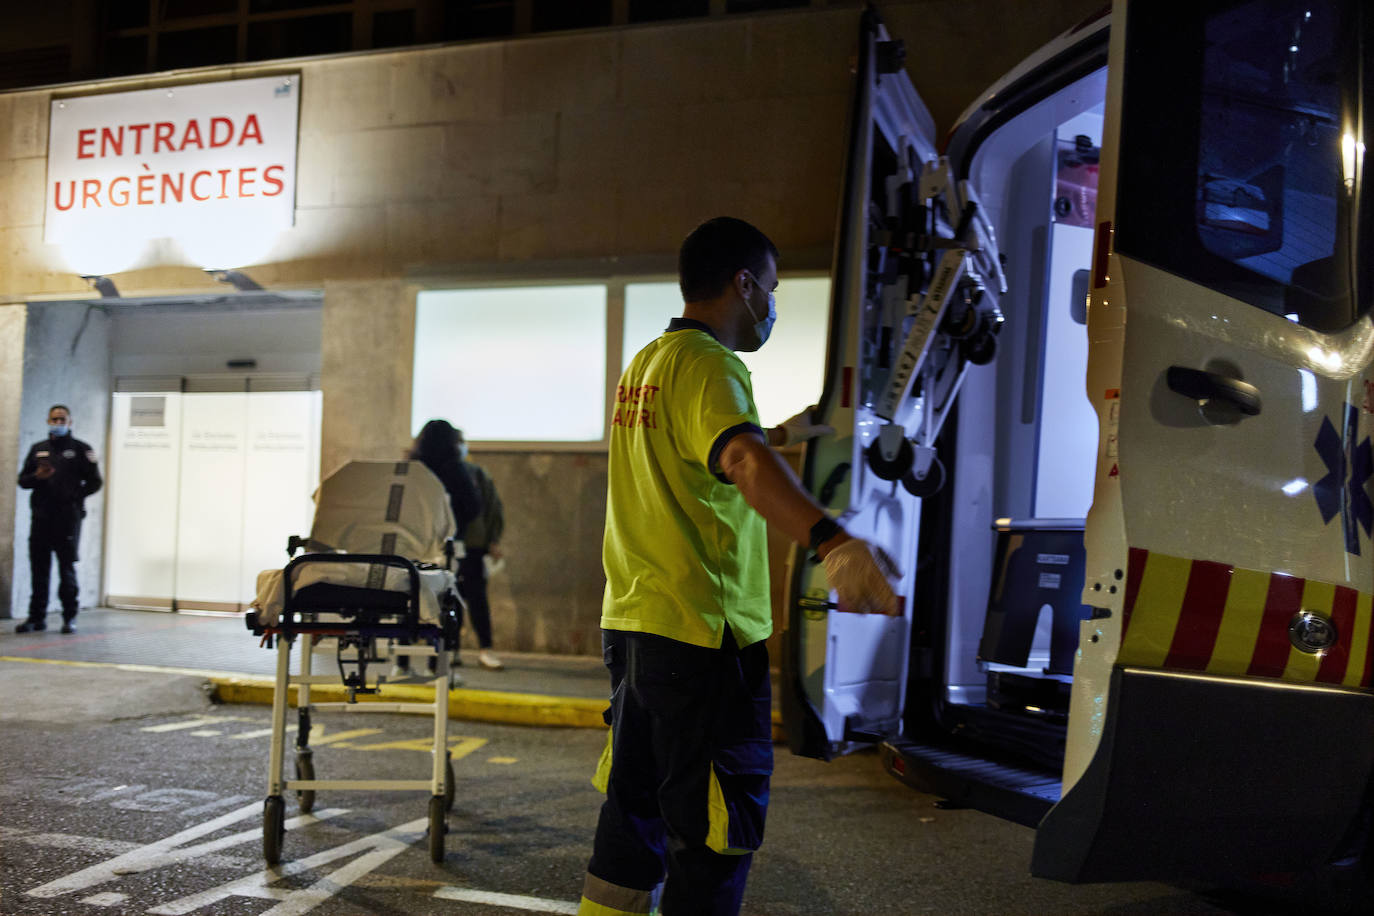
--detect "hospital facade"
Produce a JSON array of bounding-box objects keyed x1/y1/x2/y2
[{"x1": 0, "y1": 0, "x2": 1099, "y2": 656}]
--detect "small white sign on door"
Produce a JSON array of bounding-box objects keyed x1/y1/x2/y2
[{"x1": 45, "y1": 75, "x2": 300, "y2": 245}]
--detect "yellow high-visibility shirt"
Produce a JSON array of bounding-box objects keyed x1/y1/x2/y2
[{"x1": 600, "y1": 320, "x2": 772, "y2": 649}]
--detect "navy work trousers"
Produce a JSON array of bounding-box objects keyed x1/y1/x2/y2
[
  {"x1": 581, "y1": 627, "x2": 772, "y2": 916},
  {"x1": 29, "y1": 519, "x2": 80, "y2": 622},
  {"x1": 457, "y1": 548, "x2": 493, "y2": 649}
]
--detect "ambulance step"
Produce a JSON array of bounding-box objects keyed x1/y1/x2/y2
[{"x1": 880, "y1": 737, "x2": 1060, "y2": 829}]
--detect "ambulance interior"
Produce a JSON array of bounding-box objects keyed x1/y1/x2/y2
[{"x1": 919, "y1": 69, "x2": 1108, "y2": 773}]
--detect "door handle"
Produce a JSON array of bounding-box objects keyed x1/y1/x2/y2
[{"x1": 1165, "y1": 366, "x2": 1262, "y2": 416}]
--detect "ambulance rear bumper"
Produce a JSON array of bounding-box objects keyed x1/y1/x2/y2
[{"x1": 1032, "y1": 666, "x2": 1374, "y2": 884}]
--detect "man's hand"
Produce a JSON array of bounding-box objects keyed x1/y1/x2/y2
[
  {"x1": 774, "y1": 405, "x2": 835, "y2": 447},
  {"x1": 34, "y1": 461, "x2": 55, "y2": 480},
  {"x1": 821, "y1": 537, "x2": 901, "y2": 616}
]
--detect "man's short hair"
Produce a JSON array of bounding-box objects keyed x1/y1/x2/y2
[
  {"x1": 678, "y1": 217, "x2": 779, "y2": 303},
  {"x1": 49, "y1": 404, "x2": 70, "y2": 417}
]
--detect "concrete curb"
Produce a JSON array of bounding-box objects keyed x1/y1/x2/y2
[{"x1": 207, "y1": 675, "x2": 610, "y2": 729}]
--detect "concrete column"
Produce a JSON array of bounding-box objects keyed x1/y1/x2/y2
[
  {"x1": 319, "y1": 279, "x2": 416, "y2": 478},
  {"x1": 0, "y1": 304, "x2": 27, "y2": 619},
  {"x1": 10, "y1": 301, "x2": 112, "y2": 619}
]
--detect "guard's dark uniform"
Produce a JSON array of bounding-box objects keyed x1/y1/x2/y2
[{"x1": 17, "y1": 434, "x2": 102, "y2": 626}]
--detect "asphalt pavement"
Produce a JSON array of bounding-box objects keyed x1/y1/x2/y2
[{"x1": 0, "y1": 608, "x2": 1341, "y2": 915}]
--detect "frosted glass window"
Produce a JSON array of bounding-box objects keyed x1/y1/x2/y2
[
  {"x1": 622, "y1": 278, "x2": 831, "y2": 428},
  {"x1": 413, "y1": 286, "x2": 608, "y2": 441}
]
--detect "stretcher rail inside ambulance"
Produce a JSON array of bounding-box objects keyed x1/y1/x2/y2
[{"x1": 782, "y1": 1, "x2": 1374, "y2": 900}]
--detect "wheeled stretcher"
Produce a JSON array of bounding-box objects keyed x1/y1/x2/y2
[{"x1": 246, "y1": 459, "x2": 463, "y2": 864}]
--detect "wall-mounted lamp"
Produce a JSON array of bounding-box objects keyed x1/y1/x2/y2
[
  {"x1": 80, "y1": 275, "x2": 120, "y2": 298},
  {"x1": 205, "y1": 268, "x2": 263, "y2": 291}
]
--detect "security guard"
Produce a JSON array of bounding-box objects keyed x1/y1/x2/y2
[
  {"x1": 578, "y1": 218, "x2": 899, "y2": 916},
  {"x1": 16, "y1": 404, "x2": 102, "y2": 634}
]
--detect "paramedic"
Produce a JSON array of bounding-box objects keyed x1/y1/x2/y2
[
  {"x1": 454, "y1": 427, "x2": 505, "y2": 671},
  {"x1": 16, "y1": 404, "x2": 102, "y2": 634},
  {"x1": 578, "y1": 217, "x2": 900, "y2": 916}
]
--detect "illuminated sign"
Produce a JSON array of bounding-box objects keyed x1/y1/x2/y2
[{"x1": 44, "y1": 75, "x2": 300, "y2": 246}]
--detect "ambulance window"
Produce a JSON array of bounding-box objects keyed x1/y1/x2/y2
[{"x1": 1115, "y1": 0, "x2": 1367, "y2": 333}]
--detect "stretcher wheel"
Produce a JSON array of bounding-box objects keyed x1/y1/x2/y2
[
  {"x1": 901, "y1": 455, "x2": 945, "y2": 498},
  {"x1": 865, "y1": 437, "x2": 914, "y2": 481},
  {"x1": 263, "y1": 795, "x2": 285, "y2": 864},
  {"x1": 428, "y1": 795, "x2": 447, "y2": 863},
  {"x1": 295, "y1": 751, "x2": 316, "y2": 814},
  {"x1": 445, "y1": 752, "x2": 455, "y2": 812}
]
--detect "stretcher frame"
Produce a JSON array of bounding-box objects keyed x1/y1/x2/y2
[{"x1": 248, "y1": 550, "x2": 460, "y2": 864}]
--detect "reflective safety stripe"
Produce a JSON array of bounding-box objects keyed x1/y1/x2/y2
[
  {"x1": 1120, "y1": 546, "x2": 1374, "y2": 686},
  {"x1": 578, "y1": 872, "x2": 654, "y2": 915},
  {"x1": 591, "y1": 727, "x2": 612, "y2": 794},
  {"x1": 705, "y1": 763, "x2": 753, "y2": 856},
  {"x1": 1118, "y1": 552, "x2": 1190, "y2": 668}
]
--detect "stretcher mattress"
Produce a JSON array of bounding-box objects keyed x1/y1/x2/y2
[{"x1": 250, "y1": 460, "x2": 458, "y2": 626}]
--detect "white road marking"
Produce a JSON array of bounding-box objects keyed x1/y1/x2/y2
[
  {"x1": 148, "y1": 817, "x2": 427, "y2": 916},
  {"x1": 230, "y1": 724, "x2": 297, "y2": 740},
  {"x1": 79, "y1": 891, "x2": 128, "y2": 906},
  {"x1": 434, "y1": 886, "x2": 580, "y2": 914},
  {"x1": 25, "y1": 802, "x2": 347, "y2": 899},
  {"x1": 189, "y1": 730, "x2": 222, "y2": 736},
  {"x1": 140, "y1": 716, "x2": 249, "y2": 733}
]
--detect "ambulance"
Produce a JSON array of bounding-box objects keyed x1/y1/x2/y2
[{"x1": 785, "y1": 0, "x2": 1374, "y2": 896}]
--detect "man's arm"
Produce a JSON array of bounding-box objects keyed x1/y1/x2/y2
[
  {"x1": 718, "y1": 431, "x2": 898, "y2": 616},
  {"x1": 718, "y1": 431, "x2": 836, "y2": 552},
  {"x1": 83, "y1": 450, "x2": 103, "y2": 498},
  {"x1": 16, "y1": 446, "x2": 43, "y2": 490}
]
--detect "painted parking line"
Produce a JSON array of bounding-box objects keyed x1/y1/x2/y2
[
  {"x1": 138, "y1": 714, "x2": 502, "y2": 761},
  {"x1": 434, "y1": 886, "x2": 579, "y2": 914},
  {"x1": 141, "y1": 715, "x2": 254, "y2": 733},
  {"x1": 15, "y1": 799, "x2": 582, "y2": 916},
  {"x1": 27, "y1": 802, "x2": 348, "y2": 899}
]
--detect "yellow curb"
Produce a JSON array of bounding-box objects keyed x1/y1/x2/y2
[
  {"x1": 208, "y1": 675, "x2": 610, "y2": 729},
  {"x1": 209, "y1": 675, "x2": 785, "y2": 739},
  {"x1": 0, "y1": 657, "x2": 785, "y2": 738}
]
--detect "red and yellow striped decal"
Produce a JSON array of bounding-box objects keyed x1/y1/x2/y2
[{"x1": 1119, "y1": 547, "x2": 1374, "y2": 687}]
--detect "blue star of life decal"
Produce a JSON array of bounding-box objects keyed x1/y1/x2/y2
[{"x1": 1313, "y1": 402, "x2": 1373, "y2": 555}]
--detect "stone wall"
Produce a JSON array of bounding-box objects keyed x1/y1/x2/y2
[
  {"x1": 9, "y1": 302, "x2": 111, "y2": 619},
  {"x1": 0, "y1": 0, "x2": 1106, "y2": 644}
]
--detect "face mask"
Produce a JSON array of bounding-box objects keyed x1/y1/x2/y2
[
  {"x1": 741, "y1": 283, "x2": 777, "y2": 352},
  {"x1": 456, "y1": 443, "x2": 469, "y2": 461},
  {"x1": 49, "y1": 424, "x2": 69, "y2": 437}
]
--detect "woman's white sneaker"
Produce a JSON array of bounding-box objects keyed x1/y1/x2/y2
[{"x1": 478, "y1": 650, "x2": 504, "y2": 671}]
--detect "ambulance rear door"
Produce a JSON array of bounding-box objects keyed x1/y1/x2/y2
[
  {"x1": 1031, "y1": 0, "x2": 1374, "y2": 886},
  {"x1": 781, "y1": 8, "x2": 1004, "y2": 759}
]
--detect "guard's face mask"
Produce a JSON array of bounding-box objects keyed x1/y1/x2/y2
[
  {"x1": 739, "y1": 274, "x2": 776, "y2": 352},
  {"x1": 49, "y1": 423, "x2": 69, "y2": 437},
  {"x1": 456, "y1": 443, "x2": 469, "y2": 460}
]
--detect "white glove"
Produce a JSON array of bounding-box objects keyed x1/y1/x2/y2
[
  {"x1": 822, "y1": 538, "x2": 901, "y2": 616},
  {"x1": 777, "y1": 405, "x2": 835, "y2": 447}
]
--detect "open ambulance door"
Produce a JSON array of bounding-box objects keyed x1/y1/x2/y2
[
  {"x1": 781, "y1": 8, "x2": 1005, "y2": 761},
  {"x1": 1030, "y1": 0, "x2": 1374, "y2": 890}
]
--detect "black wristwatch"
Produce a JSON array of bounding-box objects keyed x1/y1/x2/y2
[{"x1": 808, "y1": 516, "x2": 843, "y2": 554}]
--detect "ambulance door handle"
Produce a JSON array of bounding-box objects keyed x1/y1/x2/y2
[{"x1": 1165, "y1": 366, "x2": 1262, "y2": 416}]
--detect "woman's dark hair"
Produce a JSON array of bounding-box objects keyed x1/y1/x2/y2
[
  {"x1": 678, "y1": 216, "x2": 779, "y2": 303},
  {"x1": 409, "y1": 419, "x2": 461, "y2": 465}
]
